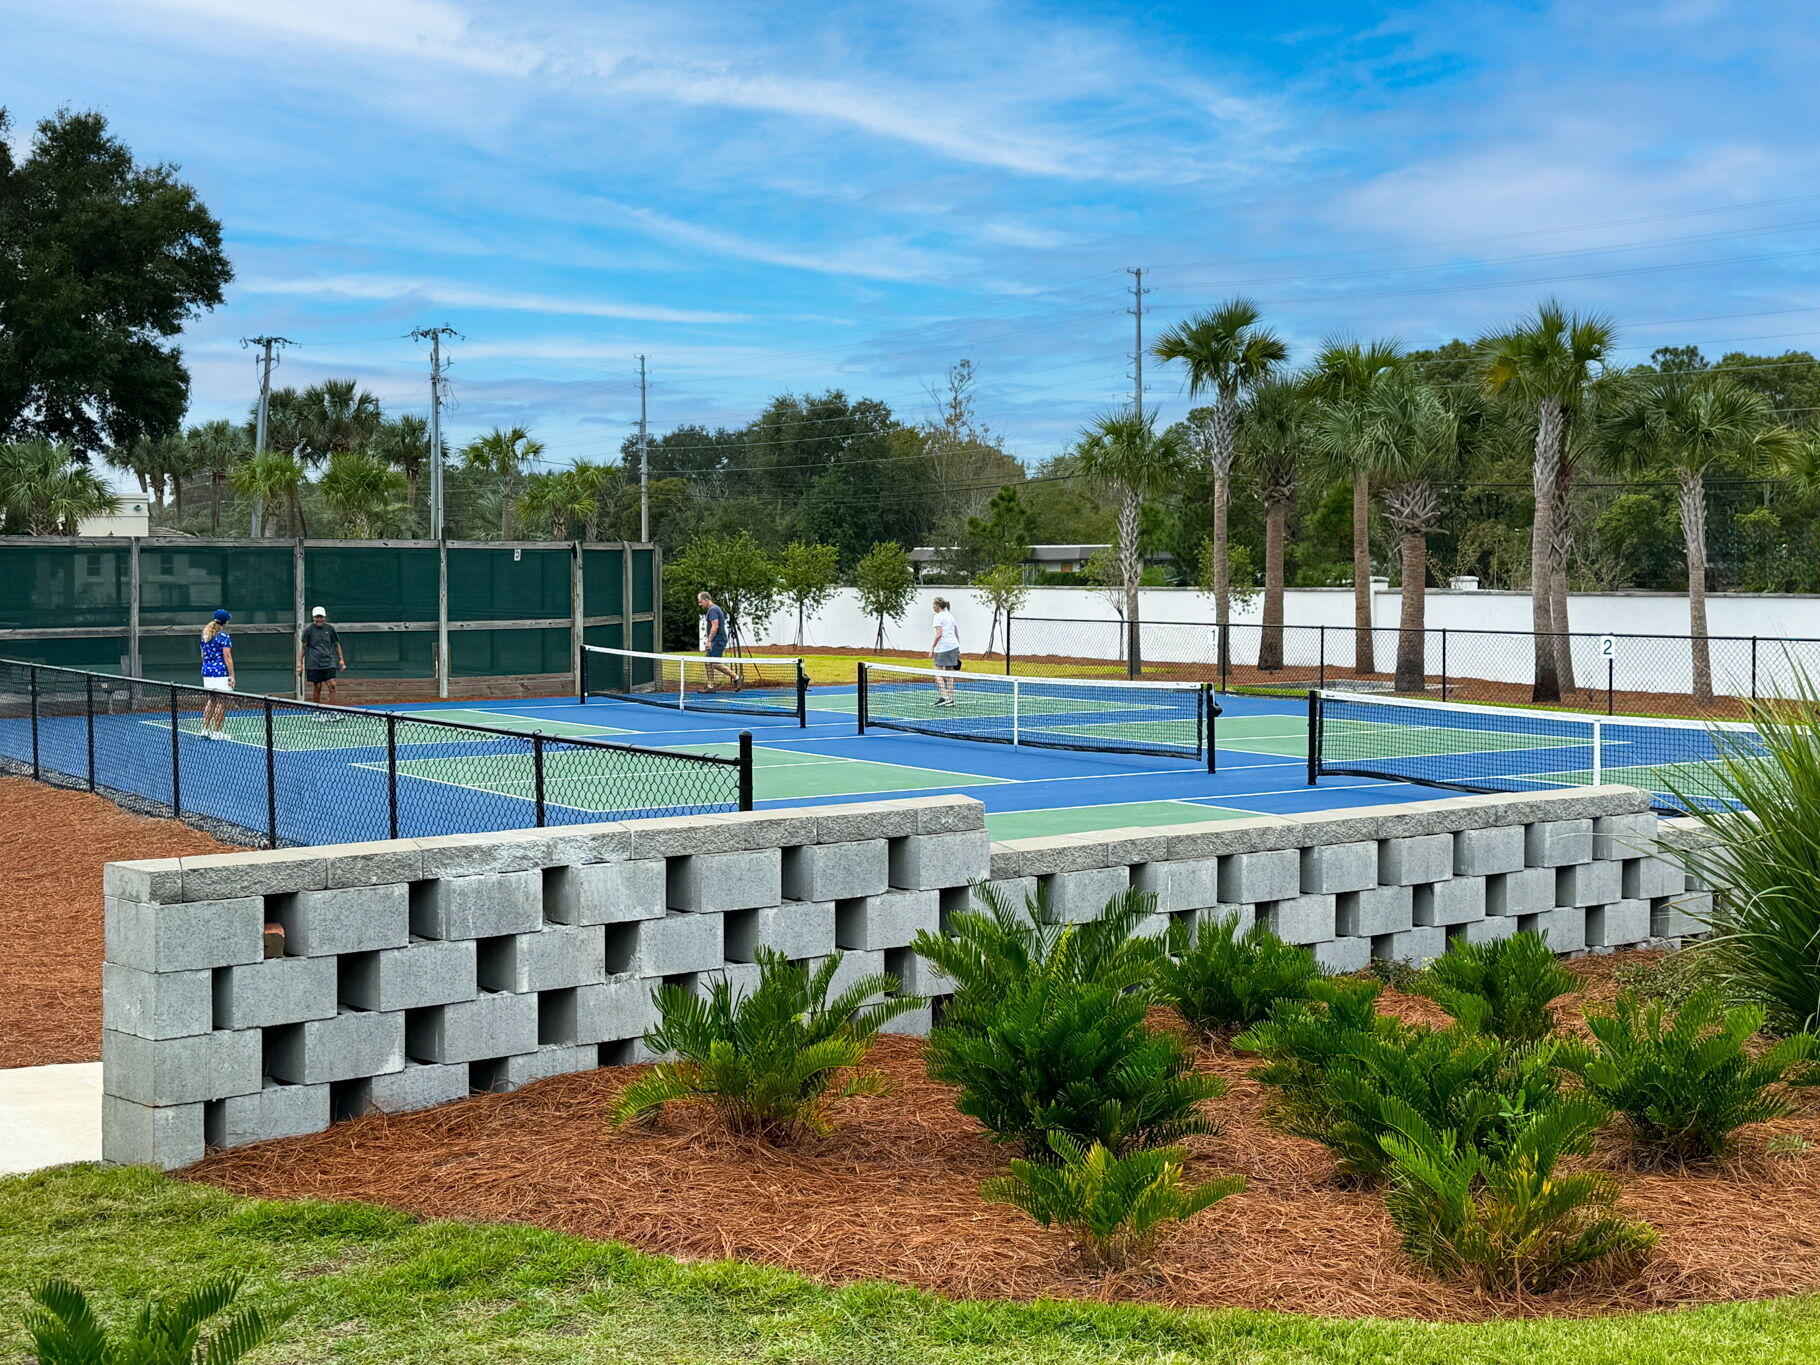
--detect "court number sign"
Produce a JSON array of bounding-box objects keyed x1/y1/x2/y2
[{"x1": 1597, "y1": 635, "x2": 1616, "y2": 662}]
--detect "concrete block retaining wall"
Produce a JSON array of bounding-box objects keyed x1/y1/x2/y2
[{"x1": 102, "y1": 786, "x2": 1710, "y2": 1169}]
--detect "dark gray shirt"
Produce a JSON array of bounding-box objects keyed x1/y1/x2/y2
[{"x1": 301, "y1": 622, "x2": 341, "y2": 669}]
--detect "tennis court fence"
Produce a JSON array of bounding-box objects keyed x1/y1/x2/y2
[{"x1": 0, "y1": 658, "x2": 751, "y2": 849}]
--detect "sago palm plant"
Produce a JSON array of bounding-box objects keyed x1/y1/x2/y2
[
  {"x1": 26, "y1": 1275, "x2": 289, "y2": 1365},
  {"x1": 1157, "y1": 915, "x2": 1323, "y2": 1036},
  {"x1": 1417, "y1": 930, "x2": 1576, "y2": 1043},
  {"x1": 611, "y1": 948, "x2": 914, "y2": 1143}
]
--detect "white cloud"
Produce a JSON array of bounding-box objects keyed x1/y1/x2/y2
[{"x1": 236, "y1": 274, "x2": 749, "y2": 324}]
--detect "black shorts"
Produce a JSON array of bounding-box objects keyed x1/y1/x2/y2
[{"x1": 305, "y1": 668, "x2": 339, "y2": 684}]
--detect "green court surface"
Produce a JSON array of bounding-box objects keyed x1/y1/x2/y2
[
  {"x1": 983, "y1": 800, "x2": 1251, "y2": 840},
  {"x1": 670, "y1": 742, "x2": 1004, "y2": 800},
  {"x1": 399, "y1": 708, "x2": 633, "y2": 737},
  {"x1": 147, "y1": 712, "x2": 496, "y2": 752},
  {"x1": 1206, "y1": 713, "x2": 1309, "y2": 756}
]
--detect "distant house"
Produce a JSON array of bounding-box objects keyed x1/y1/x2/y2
[
  {"x1": 77, "y1": 496, "x2": 152, "y2": 537},
  {"x1": 909, "y1": 544, "x2": 1174, "y2": 582}
]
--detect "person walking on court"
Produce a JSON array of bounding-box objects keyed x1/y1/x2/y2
[
  {"x1": 299, "y1": 606, "x2": 347, "y2": 720},
  {"x1": 930, "y1": 596, "x2": 962, "y2": 705},
  {"x1": 198, "y1": 608, "x2": 235, "y2": 739},
  {"x1": 699, "y1": 590, "x2": 740, "y2": 692}
]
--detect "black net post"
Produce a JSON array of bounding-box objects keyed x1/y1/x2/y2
[
  {"x1": 795, "y1": 663, "x2": 808, "y2": 728},
  {"x1": 1202, "y1": 685, "x2": 1217, "y2": 773},
  {"x1": 577, "y1": 650, "x2": 588, "y2": 706},
  {"x1": 856, "y1": 662, "x2": 869, "y2": 735},
  {"x1": 533, "y1": 735, "x2": 547, "y2": 828},
  {"x1": 1305, "y1": 690, "x2": 1321, "y2": 786},
  {"x1": 28, "y1": 666, "x2": 40, "y2": 780},
  {"x1": 386, "y1": 712, "x2": 400, "y2": 840},
  {"x1": 264, "y1": 697, "x2": 278, "y2": 848},
  {"x1": 85, "y1": 672, "x2": 96, "y2": 791},
  {"x1": 168, "y1": 685, "x2": 181, "y2": 818},
  {"x1": 737, "y1": 730, "x2": 755, "y2": 811}
]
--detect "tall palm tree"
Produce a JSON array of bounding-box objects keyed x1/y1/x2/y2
[
  {"x1": 0, "y1": 440, "x2": 117, "y2": 534},
  {"x1": 1476, "y1": 301, "x2": 1616, "y2": 703},
  {"x1": 1603, "y1": 372, "x2": 1794, "y2": 704},
  {"x1": 229, "y1": 450, "x2": 307, "y2": 538},
  {"x1": 1364, "y1": 376, "x2": 1460, "y2": 693},
  {"x1": 1073, "y1": 409, "x2": 1186, "y2": 676},
  {"x1": 516, "y1": 466, "x2": 602, "y2": 540},
  {"x1": 184, "y1": 419, "x2": 246, "y2": 534},
  {"x1": 372, "y1": 415, "x2": 431, "y2": 532},
  {"x1": 319, "y1": 451, "x2": 406, "y2": 538},
  {"x1": 104, "y1": 433, "x2": 192, "y2": 518},
  {"x1": 1151, "y1": 298, "x2": 1287, "y2": 663},
  {"x1": 1308, "y1": 338, "x2": 1406, "y2": 676},
  {"x1": 461, "y1": 426, "x2": 545, "y2": 539},
  {"x1": 1236, "y1": 376, "x2": 1313, "y2": 671}
]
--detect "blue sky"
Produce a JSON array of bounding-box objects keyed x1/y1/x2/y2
[{"x1": 6, "y1": 0, "x2": 1819, "y2": 474}]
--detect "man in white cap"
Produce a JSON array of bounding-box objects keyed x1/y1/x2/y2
[{"x1": 299, "y1": 606, "x2": 347, "y2": 717}]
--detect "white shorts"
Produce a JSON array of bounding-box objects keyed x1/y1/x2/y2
[{"x1": 201, "y1": 676, "x2": 233, "y2": 693}]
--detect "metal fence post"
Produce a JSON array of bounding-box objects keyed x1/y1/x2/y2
[
  {"x1": 737, "y1": 730, "x2": 755, "y2": 811},
  {"x1": 168, "y1": 685, "x2": 181, "y2": 818},
  {"x1": 1751, "y1": 636, "x2": 1759, "y2": 701},
  {"x1": 264, "y1": 698, "x2": 278, "y2": 848},
  {"x1": 795, "y1": 663, "x2": 809, "y2": 728},
  {"x1": 1004, "y1": 612, "x2": 1013, "y2": 676},
  {"x1": 1218, "y1": 624, "x2": 1229, "y2": 692},
  {"x1": 85, "y1": 673, "x2": 96, "y2": 791},
  {"x1": 386, "y1": 713, "x2": 400, "y2": 840},
  {"x1": 532, "y1": 735, "x2": 547, "y2": 828},
  {"x1": 1318, "y1": 625, "x2": 1326, "y2": 689},
  {"x1": 28, "y1": 666, "x2": 40, "y2": 780},
  {"x1": 1607, "y1": 658, "x2": 1615, "y2": 716},
  {"x1": 1440, "y1": 629, "x2": 1449, "y2": 701}
]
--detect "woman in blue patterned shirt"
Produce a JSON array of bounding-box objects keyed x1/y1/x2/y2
[{"x1": 199, "y1": 608, "x2": 236, "y2": 739}]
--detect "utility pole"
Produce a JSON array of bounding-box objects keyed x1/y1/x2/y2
[
  {"x1": 636, "y1": 354, "x2": 650, "y2": 542},
  {"x1": 1127, "y1": 267, "x2": 1146, "y2": 425},
  {"x1": 410, "y1": 327, "x2": 459, "y2": 540},
  {"x1": 241, "y1": 335, "x2": 292, "y2": 536}
]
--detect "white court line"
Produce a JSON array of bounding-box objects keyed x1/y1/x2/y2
[{"x1": 348, "y1": 761, "x2": 714, "y2": 818}]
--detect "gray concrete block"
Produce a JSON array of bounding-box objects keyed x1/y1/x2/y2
[
  {"x1": 103, "y1": 1028, "x2": 261, "y2": 1106},
  {"x1": 890, "y1": 829, "x2": 990, "y2": 889},
  {"x1": 1314, "y1": 936, "x2": 1371, "y2": 974},
  {"x1": 1336, "y1": 884, "x2": 1413, "y2": 938},
  {"x1": 1376, "y1": 926, "x2": 1445, "y2": 966},
  {"x1": 1199, "y1": 902, "x2": 1255, "y2": 934},
  {"x1": 1675, "y1": 891, "x2": 1716, "y2": 923},
  {"x1": 340, "y1": 939, "x2": 477, "y2": 1012},
  {"x1": 625, "y1": 813, "x2": 764, "y2": 857},
  {"x1": 1624, "y1": 854, "x2": 1685, "y2": 901},
  {"x1": 1218, "y1": 849, "x2": 1300, "y2": 905},
  {"x1": 541, "y1": 823, "x2": 633, "y2": 866},
  {"x1": 320, "y1": 841, "x2": 424, "y2": 889},
  {"x1": 1526, "y1": 819, "x2": 1593, "y2": 867},
  {"x1": 1300, "y1": 842, "x2": 1378, "y2": 895},
  {"x1": 575, "y1": 978, "x2": 660, "y2": 1044},
  {"x1": 213, "y1": 955, "x2": 338, "y2": 1030},
  {"x1": 1651, "y1": 895, "x2": 1707, "y2": 938},
  {"x1": 1587, "y1": 899, "x2": 1652, "y2": 948},
  {"x1": 885, "y1": 946, "x2": 951, "y2": 998},
  {"x1": 629, "y1": 912, "x2": 724, "y2": 977},
  {"x1": 886, "y1": 1001, "x2": 935, "y2": 1036},
  {"x1": 105, "y1": 897, "x2": 265, "y2": 972},
  {"x1": 1453, "y1": 916, "x2": 1519, "y2": 946},
  {"x1": 278, "y1": 883, "x2": 409, "y2": 956},
  {"x1": 1556, "y1": 860, "x2": 1622, "y2": 908},
  {"x1": 1486, "y1": 867, "x2": 1556, "y2": 917},
  {"x1": 726, "y1": 901, "x2": 837, "y2": 961},
  {"x1": 412, "y1": 870, "x2": 542, "y2": 940},
  {"x1": 479, "y1": 924, "x2": 607, "y2": 993},
  {"x1": 212, "y1": 1082, "x2": 330, "y2": 1148},
  {"x1": 103, "y1": 858, "x2": 184, "y2": 905},
  {"x1": 102, "y1": 1094, "x2": 204, "y2": 1169},
  {"x1": 904, "y1": 794, "x2": 989, "y2": 833},
  {"x1": 1520, "y1": 906, "x2": 1587, "y2": 954},
  {"x1": 180, "y1": 848, "x2": 326, "y2": 900},
  {"x1": 267, "y1": 1009, "x2": 406, "y2": 1085},
  {"x1": 1266, "y1": 894, "x2": 1337, "y2": 945},
  {"x1": 1133, "y1": 857, "x2": 1220, "y2": 913},
  {"x1": 1161, "y1": 815, "x2": 1301, "y2": 860},
  {"x1": 1102, "y1": 832, "x2": 1173, "y2": 868},
  {"x1": 367, "y1": 1061, "x2": 472, "y2": 1114},
  {"x1": 984, "y1": 834, "x2": 1114, "y2": 876},
  {"x1": 407, "y1": 992, "x2": 539, "y2": 1064},
  {"x1": 670, "y1": 962, "x2": 765, "y2": 1002},
  {"x1": 1453, "y1": 826, "x2": 1526, "y2": 876},
  {"x1": 704, "y1": 808, "x2": 820, "y2": 849},
  {"x1": 545, "y1": 859, "x2": 667, "y2": 926},
  {"x1": 821, "y1": 949, "x2": 891, "y2": 1005},
  {"x1": 1041, "y1": 865, "x2": 1131, "y2": 923},
  {"x1": 1379, "y1": 834, "x2": 1453, "y2": 886},
  {"x1": 976, "y1": 876, "x2": 1037, "y2": 914},
  {"x1": 668, "y1": 849, "x2": 783, "y2": 912},
  {"x1": 102, "y1": 964, "x2": 212, "y2": 1040},
  {"x1": 415, "y1": 830, "x2": 555, "y2": 878},
  {"x1": 1593, "y1": 812, "x2": 1659, "y2": 860},
  {"x1": 499, "y1": 1043, "x2": 599, "y2": 1087},
  {"x1": 783, "y1": 840, "x2": 889, "y2": 902},
  {"x1": 836, "y1": 889, "x2": 939, "y2": 950},
  {"x1": 1414, "y1": 877, "x2": 1486, "y2": 928}
]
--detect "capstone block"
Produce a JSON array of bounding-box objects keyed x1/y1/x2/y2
[
  {"x1": 1486, "y1": 867, "x2": 1555, "y2": 917},
  {"x1": 320, "y1": 841, "x2": 424, "y2": 890},
  {"x1": 1378, "y1": 834, "x2": 1453, "y2": 886},
  {"x1": 1587, "y1": 899, "x2": 1652, "y2": 948},
  {"x1": 103, "y1": 1028, "x2": 261, "y2": 1106},
  {"x1": 1337, "y1": 884, "x2": 1413, "y2": 938},
  {"x1": 545, "y1": 859, "x2": 667, "y2": 926},
  {"x1": 783, "y1": 840, "x2": 890, "y2": 902},
  {"x1": 103, "y1": 858, "x2": 184, "y2": 906},
  {"x1": 102, "y1": 964, "x2": 212, "y2": 1040},
  {"x1": 890, "y1": 829, "x2": 990, "y2": 890},
  {"x1": 1414, "y1": 877, "x2": 1486, "y2": 927},
  {"x1": 1217, "y1": 849, "x2": 1300, "y2": 905},
  {"x1": 1042, "y1": 865, "x2": 1131, "y2": 923},
  {"x1": 1134, "y1": 857, "x2": 1221, "y2": 912},
  {"x1": 212, "y1": 1082, "x2": 330, "y2": 1148},
  {"x1": 1453, "y1": 826, "x2": 1526, "y2": 877},
  {"x1": 836, "y1": 889, "x2": 939, "y2": 950},
  {"x1": 629, "y1": 912, "x2": 723, "y2": 977},
  {"x1": 367, "y1": 1061, "x2": 471, "y2": 1114},
  {"x1": 726, "y1": 900, "x2": 837, "y2": 961},
  {"x1": 340, "y1": 939, "x2": 477, "y2": 1012},
  {"x1": 278, "y1": 883, "x2": 409, "y2": 956},
  {"x1": 105, "y1": 897, "x2": 265, "y2": 972},
  {"x1": 479, "y1": 924, "x2": 607, "y2": 993},
  {"x1": 1526, "y1": 819, "x2": 1592, "y2": 867},
  {"x1": 267, "y1": 1009, "x2": 405, "y2": 1085},
  {"x1": 412, "y1": 870, "x2": 542, "y2": 940},
  {"x1": 1300, "y1": 842, "x2": 1378, "y2": 895},
  {"x1": 668, "y1": 849, "x2": 783, "y2": 912},
  {"x1": 213, "y1": 954, "x2": 338, "y2": 1030},
  {"x1": 1266, "y1": 894, "x2": 1336, "y2": 945},
  {"x1": 575, "y1": 978, "x2": 659, "y2": 1044},
  {"x1": 1314, "y1": 936, "x2": 1372, "y2": 974},
  {"x1": 540, "y1": 823, "x2": 633, "y2": 866},
  {"x1": 102, "y1": 1094, "x2": 205, "y2": 1169},
  {"x1": 180, "y1": 848, "x2": 326, "y2": 900},
  {"x1": 1556, "y1": 860, "x2": 1622, "y2": 908},
  {"x1": 415, "y1": 830, "x2": 555, "y2": 878},
  {"x1": 1375, "y1": 926, "x2": 1445, "y2": 965},
  {"x1": 407, "y1": 992, "x2": 539, "y2": 1064},
  {"x1": 1520, "y1": 906, "x2": 1587, "y2": 953}
]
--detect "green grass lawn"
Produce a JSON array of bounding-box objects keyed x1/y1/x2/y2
[{"x1": 5, "y1": 1166, "x2": 1820, "y2": 1364}]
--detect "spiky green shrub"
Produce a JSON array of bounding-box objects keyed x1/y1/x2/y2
[
  {"x1": 1417, "y1": 931, "x2": 1576, "y2": 1042},
  {"x1": 1562, "y1": 985, "x2": 1820, "y2": 1162},
  {"x1": 1657, "y1": 675, "x2": 1820, "y2": 1035},
  {"x1": 982, "y1": 1132, "x2": 1245, "y2": 1269},
  {"x1": 1380, "y1": 1095, "x2": 1656, "y2": 1293},
  {"x1": 611, "y1": 948, "x2": 915, "y2": 1143},
  {"x1": 1157, "y1": 916, "x2": 1324, "y2": 1034},
  {"x1": 926, "y1": 972, "x2": 1223, "y2": 1159},
  {"x1": 26, "y1": 1275, "x2": 290, "y2": 1365},
  {"x1": 1236, "y1": 979, "x2": 1566, "y2": 1182}
]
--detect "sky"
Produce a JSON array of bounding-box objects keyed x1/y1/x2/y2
[{"x1": 5, "y1": 0, "x2": 1820, "y2": 477}]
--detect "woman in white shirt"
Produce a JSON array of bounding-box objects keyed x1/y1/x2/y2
[{"x1": 930, "y1": 597, "x2": 961, "y2": 705}]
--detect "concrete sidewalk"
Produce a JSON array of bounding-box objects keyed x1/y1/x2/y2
[{"x1": 0, "y1": 1063, "x2": 102, "y2": 1174}]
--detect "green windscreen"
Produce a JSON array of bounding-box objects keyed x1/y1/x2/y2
[
  {"x1": 0, "y1": 635, "x2": 130, "y2": 673},
  {"x1": 137, "y1": 546, "x2": 293, "y2": 626},
  {"x1": 0, "y1": 544, "x2": 130, "y2": 630},
  {"x1": 142, "y1": 630, "x2": 295, "y2": 695},
  {"x1": 305, "y1": 548, "x2": 437, "y2": 623},
  {"x1": 451, "y1": 627, "x2": 573, "y2": 677},
  {"x1": 447, "y1": 548, "x2": 570, "y2": 621},
  {"x1": 582, "y1": 546, "x2": 625, "y2": 621}
]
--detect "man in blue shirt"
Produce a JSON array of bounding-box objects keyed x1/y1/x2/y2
[{"x1": 698, "y1": 591, "x2": 740, "y2": 692}]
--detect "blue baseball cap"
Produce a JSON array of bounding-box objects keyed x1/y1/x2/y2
[{"x1": 213, "y1": 609, "x2": 232, "y2": 622}]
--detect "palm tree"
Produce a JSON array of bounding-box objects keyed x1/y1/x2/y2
[
  {"x1": 184, "y1": 419, "x2": 245, "y2": 534},
  {"x1": 319, "y1": 451, "x2": 406, "y2": 538},
  {"x1": 0, "y1": 440, "x2": 117, "y2": 533},
  {"x1": 1074, "y1": 410, "x2": 1186, "y2": 675},
  {"x1": 1308, "y1": 338, "x2": 1406, "y2": 676},
  {"x1": 104, "y1": 433, "x2": 192, "y2": 518},
  {"x1": 516, "y1": 466, "x2": 602, "y2": 540},
  {"x1": 1603, "y1": 372, "x2": 1794, "y2": 704},
  {"x1": 1476, "y1": 301, "x2": 1616, "y2": 703},
  {"x1": 229, "y1": 450, "x2": 307, "y2": 538},
  {"x1": 371, "y1": 415, "x2": 431, "y2": 532},
  {"x1": 461, "y1": 426, "x2": 545, "y2": 539},
  {"x1": 1235, "y1": 376, "x2": 1313, "y2": 672},
  {"x1": 1151, "y1": 298, "x2": 1287, "y2": 664}
]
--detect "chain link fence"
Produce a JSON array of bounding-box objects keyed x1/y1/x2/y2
[{"x1": 0, "y1": 658, "x2": 750, "y2": 848}]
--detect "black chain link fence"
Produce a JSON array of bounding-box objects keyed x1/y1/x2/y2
[{"x1": 0, "y1": 658, "x2": 750, "y2": 848}]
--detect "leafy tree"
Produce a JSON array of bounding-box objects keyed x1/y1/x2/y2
[
  {"x1": 1019, "y1": 452, "x2": 1116, "y2": 544},
  {"x1": 669, "y1": 530, "x2": 782, "y2": 644},
  {"x1": 852, "y1": 541, "x2": 915, "y2": 649},
  {"x1": 1236, "y1": 376, "x2": 1314, "y2": 670},
  {"x1": 1151, "y1": 299, "x2": 1288, "y2": 662},
  {"x1": 318, "y1": 451, "x2": 405, "y2": 538},
  {"x1": 0, "y1": 109, "x2": 231, "y2": 456},
  {"x1": 1476, "y1": 301, "x2": 1617, "y2": 703},
  {"x1": 460, "y1": 426, "x2": 544, "y2": 539},
  {"x1": 25, "y1": 1273, "x2": 290, "y2": 1365},
  {"x1": 228, "y1": 450, "x2": 306, "y2": 538},
  {"x1": 941, "y1": 483, "x2": 1033, "y2": 580},
  {"x1": 0, "y1": 439, "x2": 117, "y2": 533},
  {"x1": 971, "y1": 562, "x2": 1028, "y2": 657},
  {"x1": 777, "y1": 541, "x2": 840, "y2": 647},
  {"x1": 1073, "y1": 410, "x2": 1186, "y2": 675},
  {"x1": 920, "y1": 358, "x2": 1024, "y2": 528}
]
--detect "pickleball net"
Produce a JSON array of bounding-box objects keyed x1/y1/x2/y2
[{"x1": 581, "y1": 644, "x2": 808, "y2": 726}]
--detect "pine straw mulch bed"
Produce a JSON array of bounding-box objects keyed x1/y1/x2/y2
[
  {"x1": 185, "y1": 951, "x2": 1820, "y2": 1323},
  {"x1": 0, "y1": 776, "x2": 247, "y2": 1070}
]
